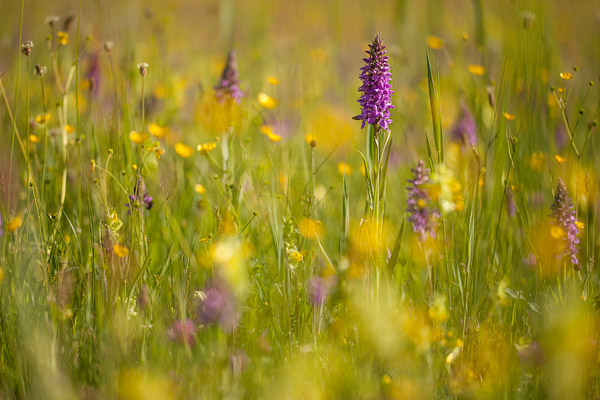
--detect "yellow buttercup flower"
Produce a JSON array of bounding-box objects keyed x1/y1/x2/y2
[
  {"x1": 550, "y1": 225, "x2": 564, "y2": 240},
  {"x1": 503, "y1": 112, "x2": 516, "y2": 121},
  {"x1": 175, "y1": 142, "x2": 194, "y2": 158},
  {"x1": 305, "y1": 133, "x2": 316, "y2": 145},
  {"x1": 113, "y1": 244, "x2": 129, "y2": 258},
  {"x1": 65, "y1": 124, "x2": 75, "y2": 134},
  {"x1": 57, "y1": 31, "x2": 69, "y2": 46},
  {"x1": 260, "y1": 125, "x2": 282, "y2": 142},
  {"x1": 560, "y1": 72, "x2": 573, "y2": 80},
  {"x1": 257, "y1": 92, "x2": 278, "y2": 109},
  {"x1": 152, "y1": 85, "x2": 166, "y2": 99},
  {"x1": 555, "y1": 154, "x2": 567, "y2": 164},
  {"x1": 194, "y1": 184, "x2": 206, "y2": 194},
  {"x1": 427, "y1": 35, "x2": 444, "y2": 50},
  {"x1": 7, "y1": 216, "x2": 22, "y2": 232},
  {"x1": 576, "y1": 221, "x2": 585, "y2": 230},
  {"x1": 29, "y1": 134, "x2": 41, "y2": 144},
  {"x1": 298, "y1": 218, "x2": 324, "y2": 240},
  {"x1": 35, "y1": 113, "x2": 51, "y2": 125},
  {"x1": 467, "y1": 64, "x2": 486, "y2": 76},
  {"x1": 197, "y1": 142, "x2": 217, "y2": 155},
  {"x1": 148, "y1": 123, "x2": 166, "y2": 138},
  {"x1": 290, "y1": 251, "x2": 303, "y2": 263},
  {"x1": 337, "y1": 162, "x2": 352, "y2": 175},
  {"x1": 129, "y1": 130, "x2": 149, "y2": 144},
  {"x1": 267, "y1": 76, "x2": 280, "y2": 85}
]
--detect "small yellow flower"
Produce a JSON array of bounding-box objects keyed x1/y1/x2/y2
[
  {"x1": 337, "y1": 162, "x2": 352, "y2": 175},
  {"x1": 175, "y1": 142, "x2": 194, "y2": 158},
  {"x1": 113, "y1": 244, "x2": 129, "y2": 258},
  {"x1": 467, "y1": 64, "x2": 486, "y2": 76},
  {"x1": 267, "y1": 76, "x2": 280, "y2": 85},
  {"x1": 194, "y1": 184, "x2": 206, "y2": 194},
  {"x1": 382, "y1": 375, "x2": 392, "y2": 385},
  {"x1": 35, "y1": 113, "x2": 51, "y2": 125},
  {"x1": 260, "y1": 125, "x2": 282, "y2": 142},
  {"x1": 503, "y1": 112, "x2": 516, "y2": 121},
  {"x1": 132, "y1": 164, "x2": 138, "y2": 171},
  {"x1": 417, "y1": 199, "x2": 427, "y2": 208},
  {"x1": 560, "y1": 72, "x2": 573, "y2": 80},
  {"x1": 427, "y1": 35, "x2": 444, "y2": 50},
  {"x1": 6, "y1": 216, "x2": 22, "y2": 232},
  {"x1": 65, "y1": 124, "x2": 75, "y2": 134},
  {"x1": 555, "y1": 154, "x2": 567, "y2": 164},
  {"x1": 290, "y1": 251, "x2": 303, "y2": 263},
  {"x1": 148, "y1": 123, "x2": 166, "y2": 138},
  {"x1": 154, "y1": 146, "x2": 165, "y2": 159},
  {"x1": 305, "y1": 133, "x2": 316, "y2": 145},
  {"x1": 461, "y1": 32, "x2": 470, "y2": 41},
  {"x1": 29, "y1": 134, "x2": 41, "y2": 144},
  {"x1": 197, "y1": 142, "x2": 217, "y2": 155},
  {"x1": 257, "y1": 92, "x2": 278, "y2": 109},
  {"x1": 575, "y1": 221, "x2": 584, "y2": 230},
  {"x1": 129, "y1": 130, "x2": 149, "y2": 144},
  {"x1": 57, "y1": 31, "x2": 69, "y2": 46}
]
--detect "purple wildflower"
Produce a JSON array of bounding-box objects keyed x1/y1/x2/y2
[
  {"x1": 450, "y1": 102, "x2": 477, "y2": 146},
  {"x1": 198, "y1": 280, "x2": 239, "y2": 330},
  {"x1": 167, "y1": 319, "x2": 196, "y2": 347},
  {"x1": 308, "y1": 276, "x2": 335, "y2": 305},
  {"x1": 355, "y1": 33, "x2": 394, "y2": 134},
  {"x1": 215, "y1": 50, "x2": 243, "y2": 103},
  {"x1": 550, "y1": 179, "x2": 580, "y2": 267},
  {"x1": 406, "y1": 160, "x2": 440, "y2": 241},
  {"x1": 126, "y1": 176, "x2": 153, "y2": 213}
]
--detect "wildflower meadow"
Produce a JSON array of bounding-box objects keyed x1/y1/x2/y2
[{"x1": 1, "y1": 0, "x2": 600, "y2": 398}]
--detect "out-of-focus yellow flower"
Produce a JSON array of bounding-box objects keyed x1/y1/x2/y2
[
  {"x1": 427, "y1": 35, "x2": 444, "y2": 49},
  {"x1": 196, "y1": 94, "x2": 241, "y2": 135},
  {"x1": 35, "y1": 113, "x2": 51, "y2": 125},
  {"x1": 468, "y1": 64, "x2": 486, "y2": 76},
  {"x1": 257, "y1": 92, "x2": 278, "y2": 109},
  {"x1": 29, "y1": 134, "x2": 41, "y2": 144},
  {"x1": 65, "y1": 124, "x2": 75, "y2": 134},
  {"x1": 129, "y1": 130, "x2": 148, "y2": 144},
  {"x1": 197, "y1": 142, "x2": 217, "y2": 155},
  {"x1": 428, "y1": 294, "x2": 449, "y2": 323},
  {"x1": 431, "y1": 165, "x2": 464, "y2": 213},
  {"x1": 118, "y1": 369, "x2": 174, "y2": 400},
  {"x1": 555, "y1": 154, "x2": 567, "y2": 163},
  {"x1": 267, "y1": 76, "x2": 280, "y2": 85},
  {"x1": 260, "y1": 125, "x2": 282, "y2": 142},
  {"x1": 175, "y1": 142, "x2": 194, "y2": 158},
  {"x1": 550, "y1": 225, "x2": 564, "y2": 240},
  {"x1": 212, "y1": 238, "x2": 249, "y2": 297},
  {"x1": 152, "y1": 85, "x2": 166, "y2": 99},
  {"x1": 308, "y1": 105, "x2": 356, "y2": 153},
  {"x1": 113, "y1": 244, "x2": 129, "y2": 258},
  {"x1": 337, "y1": 162, "x2": 352, "y2": 175},
  {"x1": 530, "y1": 151, "x2": 546, "y2": 171},
  {"x1": 461, "y1": 32, "x2": 470, "y2": 40},
  {"x1": 194, "y1": 184, "x2": 206, "y2": 194},
  {"x1": 298, "y1": 218, "x2": 324, "y2": 240},
  {"x1": 148, "y1": 123, "x2": 166, "y2": 138},
  {"x1": 446, "y1": 346, "x2": 461, "y2": 364},
  {"x1": 575, "y1": 221, "x2": 584, "y2": 230},
  {"x1": 154, "y1": 146, "x2": 164, "y2": 159},
  {"x1": 304, "y1": 132, "x2": 315, "y2": 145},
  {"x1": 6, "y1": 216, "x2": 22, "y2": 232},
  {"x1": 57, "y1": 31, "x2": 69, "y2": 46},
  {"x1": 560, "y1": 72, "x2": 573, "y2": 80},
  {"x1": 503, "y1": 112, "x2": 516, "y2": 121}
]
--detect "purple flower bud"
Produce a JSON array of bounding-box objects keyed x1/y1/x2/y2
[
  {"x1": 215, "y1": 50, "x2": 243, "y2": 103},
  {"x1": 355, "y1": 33, "x2": 394, "y2": 134},
  {"x1": 198, "y1": 280, "x2": 239, "y2": 330},
  {"x1": 126, "y1": 176, "x2": 153, "y2": 213},
  {"x1": 450, "y1": 102, "x2": 477, "y2": 146},
  {"x1": 406, "y1": 160, "x2": 440, "y2": 241},
  {"x1": 550, "y1": 179, "x2": 580, "y2": 267},
  {"x1": 167, "y1": 319, "x2": 196, "y2": 347},
  {"x1": 308, "y1": 276, "x2": 334, "y2": 305}
]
